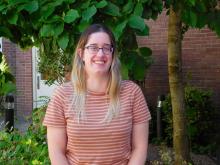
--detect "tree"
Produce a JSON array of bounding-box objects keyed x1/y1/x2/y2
[{"x1": 165, "y1": 0, "x2": 220, "y2": 164}]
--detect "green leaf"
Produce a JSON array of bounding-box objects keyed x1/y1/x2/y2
[
  {"x1": 80, "y1": 0, "x2": 91, "y2": 9},
  {"x1": 45, "y1": 15, "x2": 62, "y2": 23},
  {"x1": 139, "y1": 47, "x2": 152, "y2": 57},
  {"x1": 40, "y1": 21, "x2": 64, "y2": 37},
  {"x1": 54, "y1": 22, "x2": 64, "y2": 37},
  {"x1": 196, "y1": 2, "x2": 206, "y2": 12},
  {"x1": 95, "y1": 0, "x2": 107, "y2": 8},
  {"x1": 102, "y1": 2, "x2": 121, "y2": 16},
  {"x1": 8, "y1": 13, "x2": 18, "y2": 25},
  {"x1": 82, "y1": 5, "x2": 97, "y2": 21},
  {"x1": 142, "y1": 8, "x2": 152, "y2": 19},
  {"x1": 128, "y1": 15, "x2": 145, "y2": 31},
  {"x1": 48, "y1": 0, "x2": 65, "y2": 8},
  {"x1": 64, "y1": 9, "x2": 79, "y2": 23},
  {"x1": 40, "y1": 5, "x2": 55, "y2": 20},
  {"x1": 40, "y1": 24, "x2": 54, "y2": 37},
  {"x1": 78, "y1": 20, "x2": 90, "y2": 33},
  {"x1": 182, "y1": 10, "x2": 197, "y2": 27},
  {"x1": 214, "y1": 27, "x2": 220, "y2": 37},
  {"x1": 121, "y1": 31, "x2": 138, "y2": 50},
  {"x1": 2, "y1": 82, "x2": 16, "y2": 95},
  {"x1": 136, "y1": 24, "x2": 149, "y2": 36},
  {"x1": 189, "y1": 11, "x2": 197, "y2": 27},
  {"x1": 132, "y1": 56, "x2": 146, "y2": 80},
  {"x1": 122, "y1": 0, "x2": 134, "y2": 14},
  {"x1": 8, "y1": 0, "x2": 29, "y2": 6},
  {"x1": 121, "y1": 62, "x2": 129, "y2": 80},
  {"x1": 188, "y1": 0, "x2": 196, "y2": 6},
  {"x1": 114, "y1": 20, "x2": 128, "y2": 41},
  {"x1": 0, "y1": 3, "x2": 6, "y2": 11},
  {"x1": 196, "y1": 13, "x2": 207, "y2": 28},
  {"x1": 213, "y1": 20, "x2": 220, "y2": 37},
  {"x1": 133, "y1": 3, "x2": 143, "y2": 16},
  {"x1": 63, "y1": 0, "x2": 75, "y2": 3},
  {"x1": 141, "y1": 0, "x2": 150, "y2": 2},
  {"x1": 124, "y1": 52, "x2": 136, "y2": 70},
  {"x1": 22, "y1": 1, "x2": 38, "y2": 13},
  {"x1": 151, "y1": 10, "x2": 159, "y2": 20},
  {"x1": 0, "y1": 26, "x2": 13, "y2": 38},
  {"x1": 58, "y1": 32, "x2": 69, "y2": 50},
  {"x1": 4, "y1": 72, "x2": 15, "y2": 82},
  {"x1": 147, "y1": 0, "x2": 152, "y2": 5}
]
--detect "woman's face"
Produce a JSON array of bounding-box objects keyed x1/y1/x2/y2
[{"x1": 81, "y1": 32, "x2": 113, "y2": 77}]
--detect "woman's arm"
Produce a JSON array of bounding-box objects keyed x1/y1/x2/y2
[
  {"x1": 128, "y1": 122, "x2": 149, "y2": 165},
  {"x1": 47, "y1": 127, "x2": 69, "y2": 165}
]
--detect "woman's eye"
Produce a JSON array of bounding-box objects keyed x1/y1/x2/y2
[
  {"x1": 103, "y1": 47, "x2": 110, "y2": 51},
  {"x1": 90, "y1": 46, "x2": 98, "y2": 50}
]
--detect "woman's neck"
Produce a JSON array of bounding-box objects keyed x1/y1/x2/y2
[{"x1": 86, "y1": 75, "x2": 110, "y2": 93}]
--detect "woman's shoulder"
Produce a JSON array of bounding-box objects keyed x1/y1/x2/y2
[
  {"x1": 121, "y1": 80, "x2": 140, "y2": 93},
  {"x1": 53, "y1": 81, "x2": 73, "y2": 95}
]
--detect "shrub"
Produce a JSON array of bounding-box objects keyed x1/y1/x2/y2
[
  {"x1": 0, "y1": 106, "x2": 49, "y2": 164},
  {"x1": 162, "y1": 85, "x2": 217, "y2": 154},
  {"x1": 0, "y1": 53, "x2": 16, "y2": 111}
]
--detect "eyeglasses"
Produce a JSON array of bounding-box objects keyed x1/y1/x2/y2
[{"x1": 84, "y1": 45, "x2": 113, "y2": 55}]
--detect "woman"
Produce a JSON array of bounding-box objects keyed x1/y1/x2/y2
[{"x1": 43, "y1": 24, "x2": 151, "y2": 165}]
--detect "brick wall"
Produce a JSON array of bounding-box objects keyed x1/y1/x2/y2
[
  {"x1": 137, "y1": 11, "x2": 220, "y2": 112},
  {"x1": 3, "y1": 39, "x2": 33, "y2": 118}
]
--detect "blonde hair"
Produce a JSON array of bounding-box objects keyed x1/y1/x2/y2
[{"x1": 71, "y1": 24, "x2": 121, "y2": 123}]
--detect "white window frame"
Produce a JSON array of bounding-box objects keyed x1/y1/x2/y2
[{"x1": 0, "y1": 37, "x2": 2, "y2": 52}]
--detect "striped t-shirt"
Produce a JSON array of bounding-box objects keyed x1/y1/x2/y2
[{"x1": 43, "y1": 80, "x2": 151, "y2": 165}]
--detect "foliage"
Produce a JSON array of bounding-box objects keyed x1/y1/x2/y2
[
  {"x1": 0, "y1": 106, "x2": 49, "y2": 164},
  {"x1": 162, "y1": 85, "x2": 217, "y2": 154},
  {"x1": 0, "y1": 52, "x2": 16, "y2": 96},
  {"x1": 0, "y1": 0, "x2": 163, "y2": 84},
  {"x1": 164, "y1": 0, "x2": 220, "y2": 36},
  {"x1": 0, "y1": 52, "x2": 16, "y2": 110}
]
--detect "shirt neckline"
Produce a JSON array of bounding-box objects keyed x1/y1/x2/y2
[{"x1": 86, "y1": 90, "x2": 108, "y2": 96}]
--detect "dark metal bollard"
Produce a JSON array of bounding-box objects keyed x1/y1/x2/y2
[
  {"x1": 156, "y1": 95, "x2": 165, "y2": 140},
  {"x1": 5, "y1": 94, "x2": 14, "y2": 132}
]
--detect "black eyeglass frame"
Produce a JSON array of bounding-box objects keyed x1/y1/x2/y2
[{"x1": 84, "y1": 45, "x2": 114, "y2": 55}]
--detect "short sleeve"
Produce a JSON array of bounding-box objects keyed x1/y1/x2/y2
[
  {"x1": 43, "y1": 86, "x2": 66, "y2": 127},
  {"x1": 132, "y1": 84, "x2": 151, "y2": 124}
]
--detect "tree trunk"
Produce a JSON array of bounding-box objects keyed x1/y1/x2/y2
[{"x1": 168, "y1": 6, "x2": 191, "y2": 165}]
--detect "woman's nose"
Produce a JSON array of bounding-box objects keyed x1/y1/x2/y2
[{"x1": 96, "y1": 48, "x2": 105, "y2": 56}]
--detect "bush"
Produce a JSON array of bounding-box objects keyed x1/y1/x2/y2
[
  {"x1": 0, "y1": 106, "x2": 49, "y2": 164},
  {"x1": 162, "y1": 85, "x2": 217, "y2": 154},
  {"x1": 0, "y1": 53, "x2": 16, "y2": 111}
]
